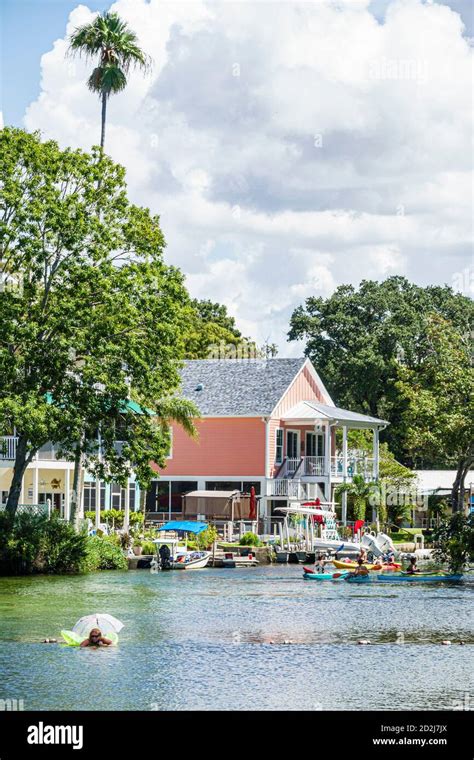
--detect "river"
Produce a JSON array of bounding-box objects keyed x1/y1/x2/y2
[{"x1": 0, "y1": 567, "x2": 472, "y2": 711}]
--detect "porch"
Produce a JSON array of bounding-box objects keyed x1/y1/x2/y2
[{"x1": 268, "y1": 400, "x2": 388, "y2": 505}]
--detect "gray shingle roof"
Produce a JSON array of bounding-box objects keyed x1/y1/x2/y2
[{"x1": 178, "y1": 358, "x2": 306, "y2": 416}]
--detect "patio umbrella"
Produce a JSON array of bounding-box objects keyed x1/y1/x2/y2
[
  {"x1": 249, "y1": 486, "x2": 257, "y2": 521},
  {"x1": 72, "y1": 614, "x2": 124, "y2": 638}
]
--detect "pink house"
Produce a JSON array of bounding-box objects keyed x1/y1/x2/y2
[{"x1": 147, "y1": 358, "x2": 388, "y2": 526}]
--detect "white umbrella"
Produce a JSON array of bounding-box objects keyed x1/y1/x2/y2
[{"x1": 72, "y1": 614, "x2": 124, "y2": 638}]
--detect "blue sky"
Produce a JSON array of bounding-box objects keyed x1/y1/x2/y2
[{"x1": 1, "y1": 0, "x2": 472, "y2": 349}]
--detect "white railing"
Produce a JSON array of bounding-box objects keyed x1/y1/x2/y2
[
  {"x1": 0, "y1": 436, "x2": 17, "y2": 460},
  {"x1": 0, "y1": 437, "x2": 126, "y2": 463},
  {"x1": 331, "y1": 455, "x2": 375, "y2": 479},
  {"x1": 266, "y1": 479, "x2": 323, "y2": 500},
  {"x1": 302, "y1": 456, "x2": 326, "y2": 476}
]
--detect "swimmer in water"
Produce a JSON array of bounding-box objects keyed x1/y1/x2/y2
[{"x1": 80, "y1": 628, "x2": 112, "y2": 647}]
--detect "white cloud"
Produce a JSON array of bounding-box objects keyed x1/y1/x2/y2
[{"x1": 23, "y1": 0, "x2": 473, "y2": 351}]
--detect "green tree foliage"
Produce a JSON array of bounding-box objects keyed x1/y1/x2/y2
[
  {"x1": 288, "y1": 276, "x2": 473, "y2": 466},
  {"x1": 184, "y1": 299, "x2": 243, "y2": 358},
  {"x1": 432, "y1": 513, "x2": 474, "y2": 572},
  {"x1": 395, "y1": 314, "x2": 473, "y2": 511},
  {"x1": 0, "y1": 128, "x2": 197, "y2": 520},
  {"x1": 335, "y1": 474, "x2": 373, "y2": 522},
  {"x1": 68, "y1": 11, "x2": 150, "y2": 149},
  {"x1": 0, "y1": 512, "x2": 89, "y2": 574}
]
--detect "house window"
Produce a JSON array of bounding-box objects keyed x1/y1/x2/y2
[
  {"x1": 83, "y1": 482, "x2": 106, "y2": 510},
  {"x1": 111, "y1": 483, "x2": 121, "y2": 509},
  {"x1": 205, "y1": 481, "x2": 241, "y2": 492},
  {"x1": 275, "y1": 428, "x2": 283, "y2": 464},
  {"x1": 167, "y1": 428, "x2": 173, "y2": 459},
  {"x1": 286, "y1": 430, "x2": 300, "y2": 459},
  {"x1": 242, "y1": 482, "x2": 261, "y2": 495},
  {"x1": 129, "y1": 482, "x2": 136, "y2": 511},
  {"x1": 306, "y1": 432, "x2": 324, "y2": 457},
  {"x1": 1, "y1": 490, "x2": 8, "y2": 505}
]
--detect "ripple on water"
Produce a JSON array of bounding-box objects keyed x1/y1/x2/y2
[{"x1": 0, "y1": 567, "x2": 472, "y2": 710}]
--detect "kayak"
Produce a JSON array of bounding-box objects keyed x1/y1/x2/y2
[
  {"x1": 377, "y1": 573, "x2": 463, "y2": 583},
  {"x1": 60, "y1": 630, "x2": 119, "y2": 646},
  {"x1": 333, "y1": 559, "x2": 401, "y2": 571},
  {"x1": 303, "y1": 571, "x2": 349, "y2": 581},
  {"x1": 345, "y1": 574, "x2": 463, "y2": 584}
]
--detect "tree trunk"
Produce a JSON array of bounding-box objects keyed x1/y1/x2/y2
[
  {"x1": 451, "y1": 457, "x2": 474, "y2": 513},
  {"x1": 5, "y1": 435, "x2": 31, "y2": 521},
  {"x1": 100, "y1": 92, "x2": 107, "y2": 149},
  {"x1": 69, "y1": 443, "x2": 82, "y2": 527}
]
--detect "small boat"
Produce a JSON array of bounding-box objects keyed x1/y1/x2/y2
[
  {"x1": 303, "y1": 570, "x2": 348, "y2": 581},
  {"x1": 222, "y1": 553, "x2": 259, "y2": 568},
  {"x1": 377, "y1": 573, "x2": 463, "y2": 583},
  {"x1": 172, "y1": 550, "x2": 211, "y2": 569},
  {"x1": 345, "y1": 573, "x2": 463, "y2": 584},
  {"x1": 333, "y1": 559, "x2": 401, "y2": 571}
]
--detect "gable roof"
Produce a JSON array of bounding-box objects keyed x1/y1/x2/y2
[
  {"x1": 282, "y1": 400, "x2": 389, "y2": 428},
  {"x1": 178, "y1": 358, "x2": 307, "y2": 416}
]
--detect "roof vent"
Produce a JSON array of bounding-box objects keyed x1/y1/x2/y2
[{"x1": 195, "y1": 383, "x2": 203, "y2": 392}]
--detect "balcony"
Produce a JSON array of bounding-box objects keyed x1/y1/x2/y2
[
  {"x1": 266, "y1": 479, "x2": 325, "y2": 500},
  {"x1": 0, "y1": 437, "x2": 126, "y2": 463},
  {"x1": 0, "y1": 436, "x2": 17, "y2": 460},
  {"x1": 330, "y1": 455, "x2": 375, "y2": 479}
]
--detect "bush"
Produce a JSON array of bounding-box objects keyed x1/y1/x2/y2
[
  {"x1": 0, "y1": 512, "x2": 127, "y2": 575},
  {"x1": 239, "y1": 532, "x2": 262, "y2": 547},
  {"x1": 141, "y1": 541, "x2": 156, "y2": 555},
  {"x1": 83, "y1": 535, "x2": 128, "y2": 571},
  {"x1": 85, "y1": 509, "x2": 144, "y2": 527},
  {"x1": 432, "y1": 513, "x2": 474, "y2": 572},
  {"x1": 0, "y1": 512, "x2": 89, "y2": 574}
]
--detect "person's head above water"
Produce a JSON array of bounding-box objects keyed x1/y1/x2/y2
[{"x1": 88, "y1": 628, "x2": 102, "y2": 642}]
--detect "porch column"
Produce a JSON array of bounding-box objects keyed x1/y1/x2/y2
[
  {"x1": 325, "y1": 422, "x2": 331, "y2": 476},
  {"x1": 32, "y1": 466, "x2": 39, "y2": 505},
  {"x1": 341, "y1": 492, "x2": 347, "y2": 526},
  {"x1": 64, "y1": 468, "x2": 71, "y2": 522},
  {"x1": 325, "y1": 422, "x2": 332, "y2": 501},
  {"x1": 95, "y1": 478, "x2": 101, "y2": 531},
  {"x1": 123, "y1": 478, "x2": 130, "y2": 533},
  {"x1": 373, "y1": 427, "x2": 379, "y2": 480},
  {"x1": 342, "y1": 426, "x2": 348, "y2": 479},
  {"x1": 20, "y1": 474, "x2": 24, "y2": 506}
]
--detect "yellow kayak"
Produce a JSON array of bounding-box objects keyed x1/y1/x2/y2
[{"x1": 332, "y1": 559, "x2": 401, "y2": 571}]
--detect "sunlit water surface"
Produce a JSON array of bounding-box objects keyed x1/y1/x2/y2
[{"x1": 0, "y1": 567, "x2": 472, "y2": 710}]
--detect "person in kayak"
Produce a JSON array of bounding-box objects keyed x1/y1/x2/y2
[
  {"x1": 406, "y1": 556, "x2": 419, "y2": 574},
  {"x1": 80, "y1": 628, "x2": 113, "y2": 647},
  {"x1": 348, "y1": 559, "x2": 369, "y2": 577},
  {"x1": 315, "y1": 555, "x2": 326, "y2": 573},
  {"x1": 358, "y1": 547, "x2": 368, "y2": 563}
]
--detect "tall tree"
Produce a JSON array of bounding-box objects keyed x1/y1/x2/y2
[
  {"x1": 68, "y1": 11, "x2": 150, "y2": 149},
  {"x1": 395, "y1": 314, "x2": 473, "y2": 512},
  {"x1": 0, "y1": 128, "x2": 196, "y2": 521},
  {"x1": 288, "y1": 276, "x2": 473, "y2": 464}
]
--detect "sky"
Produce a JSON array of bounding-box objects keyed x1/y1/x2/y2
[{"x1": 1, "y1": 0, "x2": 473, "y2": 352}]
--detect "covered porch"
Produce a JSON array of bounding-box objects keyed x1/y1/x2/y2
[{"x1": 266, "y1": 400, "x2": 388, "y2": 506}]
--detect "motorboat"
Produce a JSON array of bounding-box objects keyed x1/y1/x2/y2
[
  {"x1": 152, "y1": 520, "x2": 212, "y2": 570},
  {"x1": 173, "y1": 549, "x2": 211, "y2": 569}
]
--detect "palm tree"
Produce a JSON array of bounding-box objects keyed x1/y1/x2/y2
[
  {"x1": 68, "y1": 11, "x2": 150, "y2": 150},
  {"x1": 335, "y1": 474, "x2": 376, "y2": 523}
]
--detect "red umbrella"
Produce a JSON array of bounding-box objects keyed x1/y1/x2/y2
[{"x1": 249, "y1": 486, "x2": 257, "y2": 520}]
